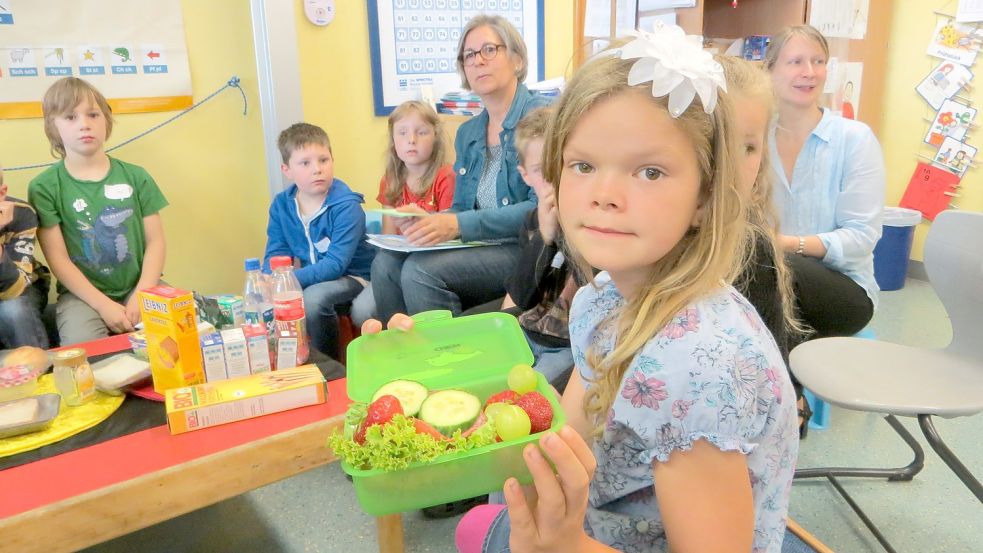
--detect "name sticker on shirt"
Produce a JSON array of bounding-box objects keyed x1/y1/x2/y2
[
  {"x1": 104, "y1": 183, "x2": 133, "y2": 200},
  {"x1": 314, "y1": 237, "x2": 331, "y2": 253}
]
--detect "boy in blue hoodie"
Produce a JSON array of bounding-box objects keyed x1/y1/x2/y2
[{"x1": 264, "y1": 123, "x2": 375, "y2": 360}]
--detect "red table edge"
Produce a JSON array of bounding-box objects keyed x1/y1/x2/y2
[{"x1": 1, "y1": 334, "x2": 352, "y2": 518}]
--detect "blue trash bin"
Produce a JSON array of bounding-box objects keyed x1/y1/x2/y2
[{"x1": 873, "y1": 207, "x2": 921, "y2": 291}]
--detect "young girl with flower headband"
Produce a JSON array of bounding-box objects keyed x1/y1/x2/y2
[{"x1": 442, "y1": 23, "x2": 799, "y2": 553}]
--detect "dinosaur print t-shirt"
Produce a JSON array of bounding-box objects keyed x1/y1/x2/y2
[{"x1": 29, "y1": 158, "x2": 168, "y2": 301}]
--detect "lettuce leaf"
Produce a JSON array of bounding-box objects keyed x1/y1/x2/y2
[{"x1": 328, "y1": 413, "x2": 498, "y2": 471}]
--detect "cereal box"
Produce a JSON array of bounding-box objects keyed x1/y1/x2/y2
[
  {"x1": 139, "y1": 286, "x2": 206, "y2": 393},
  {"x1": 242, "y1": 324, "x2": 272, "y2": 374},
  {"x1": 164, "y1": 365, "x2": 327, "y2": 434},
  {"x1": 200, "y1": 332, "x2": 228, "y2": 382},
  {"x1": 220, "y1": 328, "x2": 251, "y2": 379}
]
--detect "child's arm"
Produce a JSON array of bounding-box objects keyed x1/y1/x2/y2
[
  {"x1": 124, "y1": 213, "x2": 165, "y2": 325},
  {"x1": 37, "y1": 225, "x2": 133, "y2": 333},
  {"x1": 262, "y1": 203, "x2": 293, "y2": 271},
  {"x1": 653, "y1": 441, "x2": 754, "y2": 552},
  {"x1": 0, "y1": 202, "x2": 36, "y2": 300},
  {"x1": 293, "y1": 202, "x2": 366, "y2": 287},
  {"x1": 380, "y1": 212, "x2": 398, "y2": 235}
]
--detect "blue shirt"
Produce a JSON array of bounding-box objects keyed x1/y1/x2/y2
[
  {"x1": 263, "y1": 179, "x2": 375, "y2": 288},
  {"x1": 451, "y1": 83, "x2": 552, "y2": 241},
  {"x1": 768, "y1": 109, "x2": 885, "y2": 307},
  {"x1": 570, "y1": 273, "x2": 798, "y2": 553}
]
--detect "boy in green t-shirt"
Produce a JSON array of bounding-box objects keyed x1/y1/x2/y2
[{"x1": 28, "y1": 77, "x2": 168, "y2": 346}]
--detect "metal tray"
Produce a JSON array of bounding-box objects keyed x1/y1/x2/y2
[{"x1": 0, "y1": 393, "x2": 61, "y2": 439}]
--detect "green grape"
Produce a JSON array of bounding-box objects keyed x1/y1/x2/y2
[
  {"x1": 484, "y1": 401, "x2": 511, "y2": 421},
  {"x1": 507, "y1": 363, "x2": 538, "y2": 394},
  {"x1": 495, "y1": 404, "x2": 532, "y2": 442}
]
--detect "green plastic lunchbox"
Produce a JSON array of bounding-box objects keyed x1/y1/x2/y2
[{"x1": 342, "y1": 310, "x2": 566, "y2": 516}]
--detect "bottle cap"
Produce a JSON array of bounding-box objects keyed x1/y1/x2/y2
[
  {"x1": 269, "y1": 256, "x2": 293, "y2": 270},
  {"x1": 244, "y1": 258, "x2": 261, "y2": 271}
]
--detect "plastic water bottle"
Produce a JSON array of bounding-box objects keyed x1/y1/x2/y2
[
  {"x1": 243, "y1": 258, "x2": 275, "y2": 338},
  {"x1": 269, "y1": 256, "x2": 309, "y2": 364}
]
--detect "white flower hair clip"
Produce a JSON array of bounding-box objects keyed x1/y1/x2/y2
[{"x1": 620, "y1": 21, "x2": 727, "y2": 118}]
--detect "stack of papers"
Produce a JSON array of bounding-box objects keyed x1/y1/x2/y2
[{"x1": 366, "y1": 234, "x2": 498, "y2": 253}]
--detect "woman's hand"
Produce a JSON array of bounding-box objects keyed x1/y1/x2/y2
[
  {"x1": 360, "y1": 313, "x2": 415, "y2": 335},
  {"x1": 403, "y1": 213, "x2": 460, "y2": 246},
  {"x1": 393, "y1": 204, "x2": 428, "y2": 234},
  {"x1": 505, "y1": 426, "x2": 598, "y2": 553}
]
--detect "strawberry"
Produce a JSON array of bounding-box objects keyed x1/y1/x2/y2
[
  {"x1": 485, "y1": 390, "x2": 519, "y2": 407},
  {"x1": 515, "y1": 392, "x2": 554, "y2": 434},
  {"x1": 355, "y1": 394, "x2": 403, "y2": 444},
  {"x1": 413, "y1": 419, "x2": 450, "y2": 441}
]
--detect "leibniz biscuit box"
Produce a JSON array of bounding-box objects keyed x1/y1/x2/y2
[{"x1": 139, "y1": 285, "x2": 206, "y2": 393}]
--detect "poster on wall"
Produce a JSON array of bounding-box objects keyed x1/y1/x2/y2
[
  {"x1": 933, "y1": 136, "x2": 977, "y2": 178},
  {"x1": 957, "y1": 0, "x2": 983, "y2": 23},
  {"x1": 809, "y1": 0, "x2": 869, "y2": 39},
  {"x1": 925, "y1": 18, "x2": 981, "y2": 66},
  {"x1": 924, "y1": 99, "x2": 977, "y2": 146},
  {"x1": 915, "y1": 61, "x2": 973, "y2": 110},
  {"x1": 367, "y1": 0, "x2": 545, "y2": 116},
  {"x1": 0, "y1": 0, "x2": 192, "y2": 120},
  {"x1": 831, "y1": 62, "x2": 862, "y2": 119}
]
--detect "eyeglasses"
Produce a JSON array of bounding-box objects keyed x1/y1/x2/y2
[{"x1": 460, "y1": 43, "x2": 505, "y2": 66}]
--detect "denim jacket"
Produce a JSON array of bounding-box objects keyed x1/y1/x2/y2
[{"x1": 451, "y1": 83, "x2": 552, "y2": 241}]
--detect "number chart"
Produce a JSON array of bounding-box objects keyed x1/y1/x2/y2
[{"x1": 368, "y1": 0, "x2": 544, "y2": 115}]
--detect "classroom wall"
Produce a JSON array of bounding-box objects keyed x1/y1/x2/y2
[
  {"x1": 294, "y1": 1, "x2": 575, "y2": 202},
  {"x1": 0, "y1": 0, "x2": 270, "y2": 296},
  {"x1": 879, "y1": 3, "x2": 982, "y2": 261}
]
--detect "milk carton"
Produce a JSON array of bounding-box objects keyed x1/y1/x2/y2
[
  {"x1": 200, "y1": 332, "x2": 228, "y2": 382},
  {"x1": 242, "y1": 324, "x2": 272, "y2": 374},
  {"x1": 220, "y1": 328, "x2": 251, "y2": 379}
]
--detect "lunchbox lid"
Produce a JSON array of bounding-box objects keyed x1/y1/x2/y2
[{"x1": 346, "y1": 311, "x2": 534, "y2": 402}]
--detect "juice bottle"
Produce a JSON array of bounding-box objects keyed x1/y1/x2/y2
[{"x1": 269, "y1": 256, "x2": 309, "y2": 364}]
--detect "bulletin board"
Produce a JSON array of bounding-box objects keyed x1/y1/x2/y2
[
  {"x1": 0, "y1": 0, "x2": 193, "y2": 120},
  {"x1": 367, "y1": 0, "x2": 545, "y2": 116}
]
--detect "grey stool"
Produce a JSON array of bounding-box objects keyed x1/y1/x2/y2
[{"x1": 789, "y1": 210, "x2": 983, "y2": 553}]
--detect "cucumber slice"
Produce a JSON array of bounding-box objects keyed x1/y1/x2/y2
[
  {"x1": 419, "y1": 390, "x2": 481, "y2": 437},
  {"x1": 372, "y1": 380, "x2": 429, "y2": 417}
]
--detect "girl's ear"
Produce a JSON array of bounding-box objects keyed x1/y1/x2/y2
[{"x1": 690, "y1": 203, "x2": 705, "y2": 228}]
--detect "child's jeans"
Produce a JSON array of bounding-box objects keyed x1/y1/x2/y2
[
  {"x1": 303, "y1": 276, "x2": 365, "y2": 360},
  {"x1": 0, "y1": 282, "x2": 49, "y2": 349}
]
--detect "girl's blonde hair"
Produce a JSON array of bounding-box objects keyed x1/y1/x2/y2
[
  {"x1": 455, "y1": 14, "x2": 528, "y2": 90},
  {"x1": 715, "y1": 55, "x2": 807, "y2": 338},
  {"x1": 383, "y1": 101, "x2": 447, "y2": 206},
  {"x1": 763, "y1": 25, "x2": 829, "y2": 71},
  {"x1": 543, "y1": 52, "x2": 752, "y2": 435},
  {"x1": 42, "y1": 77, "x2": 114, "y2": 159}
]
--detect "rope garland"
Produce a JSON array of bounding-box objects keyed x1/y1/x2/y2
[{"x1": 6, "y1": 76, "x2": 247, "y2": 172}]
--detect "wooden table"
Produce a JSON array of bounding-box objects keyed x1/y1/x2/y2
[{"x1": 0, "y1": 335, "x2": 405, "y2": 553}]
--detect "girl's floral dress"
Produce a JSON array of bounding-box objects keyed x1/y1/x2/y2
[{"x1": 570, "y1": 272, "x2": 799, "y2": 553}]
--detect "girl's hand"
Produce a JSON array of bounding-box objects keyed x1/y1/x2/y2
[
  {"x1": 536, "y1": 187, "x2": 559, "y2": 245},
  {"x1": 505, "y1": 426, "x2": 597, "y2": 553},
  {"x1": 98, "y1": 300, "x2": 135, "y2": 334},
  {"x1": 403, "y1": 213, "x2": 460, "y2": 246},
  {"x1": 359, "y1": 313, "x2": 415, "y2": 335}
]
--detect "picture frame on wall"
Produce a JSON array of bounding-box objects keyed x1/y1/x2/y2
[{"x1": 366, "y1": 0, "x2": 545, "y2": 116}]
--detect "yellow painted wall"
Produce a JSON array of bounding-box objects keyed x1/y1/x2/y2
[
  {"x1": 295, "y1": 1, "x2": 575, "y2": 201},
  {"x1": 0, "y1": 0, "x2": 269, "y2": 296},
  {"x1": 880, "y1": 4, "x2": 982, "y2": 260}
]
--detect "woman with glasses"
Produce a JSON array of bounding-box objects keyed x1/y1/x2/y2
[{"x1": 372, "y1": 14, "x2": 551, "y2": 322}]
